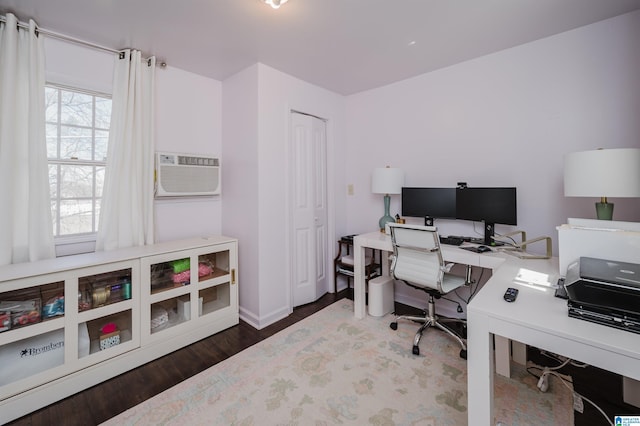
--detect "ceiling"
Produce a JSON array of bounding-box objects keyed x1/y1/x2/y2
[{"x1": 1, "y1": 0, "x2": 640, "y2": 95}]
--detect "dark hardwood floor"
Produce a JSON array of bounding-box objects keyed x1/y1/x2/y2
[{"x1": 8, "y1": 290, "x2": 637, "y2": 425}]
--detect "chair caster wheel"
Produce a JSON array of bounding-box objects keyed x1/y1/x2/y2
[
  {"x1": 460, "y1": 349, "x2": 467, "y2": 360},
  {"x1": 390, "y1": 322, "x2": 398, "y2": 330},
  {"x1": 412, "y1": 345, "x2": 420, "y2": 355}
]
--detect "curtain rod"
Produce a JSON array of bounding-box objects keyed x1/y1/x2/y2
[{"x1": 0, "y1": 15, "x2": 166, "y2": 67}]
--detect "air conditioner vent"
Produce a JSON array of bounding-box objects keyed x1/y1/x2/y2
[{"x1": 155, "y1": 152, "x2": 220, "y2": 197}]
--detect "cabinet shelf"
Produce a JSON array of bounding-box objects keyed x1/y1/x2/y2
[
  {"x1": 149, "y1": 284, "x2": 191, "y2": 304},
  {"x1": 0, "y1": 316, "x2": 64, "y2": 346},
  {"x1": 77, "y1": 299, "x2": 135, "y2": 323},
  {"x1": 199, "y1": 274, "x2": 230, "y2": 291}
]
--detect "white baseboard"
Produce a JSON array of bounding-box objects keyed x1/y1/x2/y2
[{"x1": 239, "y1": 305, "x2": 290, "y2": 330}]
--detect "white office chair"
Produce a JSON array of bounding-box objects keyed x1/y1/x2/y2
[{"x1": 388, "y1": 223, "x2": 468, "y2": 358}]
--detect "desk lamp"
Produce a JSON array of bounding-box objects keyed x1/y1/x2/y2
[
  {"x1": 564, "y1": 148, "x2": 640, "y2": 220},
  {"x1": 372, "y1": 166, "x2": 404, "y2": 231}
]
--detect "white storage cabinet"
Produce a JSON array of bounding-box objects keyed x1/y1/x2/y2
[{"x1": 0, "y1": 236, "x2": 238, "y2": 424}]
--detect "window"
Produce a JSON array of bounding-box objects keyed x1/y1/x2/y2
[{"x1": 45, "y1": 85, "x2": 112, "y2": 238}]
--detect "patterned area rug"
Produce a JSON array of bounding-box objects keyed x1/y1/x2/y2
[{"x1": 104, "y1": 300, "x2": 573, "y2": 425}]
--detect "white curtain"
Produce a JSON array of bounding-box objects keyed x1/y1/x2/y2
[
  {"x1": 0, "y1": 13, "x2": 55, "y2": 265},
  {"x1": 96, "y1": 50, "x2": 155, "y2": 251}
]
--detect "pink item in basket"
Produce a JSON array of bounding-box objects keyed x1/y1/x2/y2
[
  {"x1": 198, "y1": 263, "x2": 213, "y2": 277},
  {"x1": 172, "y1": 270, "x2": 190, "y2": 284},
  {"x1": 172, "y1": 263, "x2": 213, "y2": 284}
]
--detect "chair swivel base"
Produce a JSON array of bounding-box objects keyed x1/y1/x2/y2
[{"x1": 390, "y1": 309, "x2": 467, "y2": 359}]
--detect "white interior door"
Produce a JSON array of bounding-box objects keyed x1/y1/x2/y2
[{"x1": 290, "y1": 111, "x2": 328, "y2": 307}]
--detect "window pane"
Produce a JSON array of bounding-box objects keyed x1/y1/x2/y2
[
  {"x1": 50, "y1": 200, "x2": 59, "y2": 236},
  {"x1": 96, "y1": 166, "x2": 105, "y2": 195},
  {"x1": 95, "y1": 97, "x2": 111, "y2": 129},
  {"x1": 45, "y1": 87, "x2": 58, "y2": 123},
  {"x1": 48, "y1": 164, "x2": 58, "y2": 199},
  {"x1": 46, "y1": 124, "x2": 58, "y2": 159},
  {"x1": 95, "y1": 199, "x2": 101, "y2": 230},
  {"x1": 61, "y1": 91, "x2": 93, "y2": 127},
  {"x1": 59, "y1": 199, "x2": 93, "y2": 235},
  {"x1": 60, "y1": 165, "x2": 95, "y2": 198},
  {"x1": 95, "y1": 130, "x2": 109, "y2": 161},
  {"x1": 46, "y1": 85, "x2": 110, "y2": 240},
  {"x1": 61, "y1": 126, "x2": 92, "y2": 160}
]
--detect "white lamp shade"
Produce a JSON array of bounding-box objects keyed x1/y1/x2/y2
[
  {"x1": 564, "y1": 148, "x2": 640, "y2": 198},
  {"x1": 372, "y1": 167, "x2": 404, "y2": 194}
]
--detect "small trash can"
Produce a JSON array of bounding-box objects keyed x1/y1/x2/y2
[{"x1": 368, "y1": 276, "x2": 395, "y2": 317}]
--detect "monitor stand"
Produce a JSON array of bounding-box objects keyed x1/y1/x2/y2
[{"x1": 480, "y1": 222, "x2": 505, "y2": 246}]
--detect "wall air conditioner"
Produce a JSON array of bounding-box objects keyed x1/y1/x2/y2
[{"x1": 155, "y1": 152, "x2": 221, "y2": 197}]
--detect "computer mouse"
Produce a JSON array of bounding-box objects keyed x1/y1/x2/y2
[{"x1": 477, "y1": 245, "x2": 492, "y2": 253}]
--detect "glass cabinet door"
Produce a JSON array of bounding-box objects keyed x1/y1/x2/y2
[
  {"x1": 197, "y1": 247, "x2": 234, "y2": 317},
  {"x1": 141, "y1": 242, "x2": 237, "y2": 341},
  {"x1": 75, "y1": 262, "x2": 138, "y2": 360},
  {"x1": 149, "y1": 257, "x2": 191, "y2": 295},
  {"x1": 78, "y1": 268, "x2": 132, "y2": 312}
]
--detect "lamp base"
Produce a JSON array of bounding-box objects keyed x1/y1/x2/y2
[
  {"x1": 595, "y1": 202, "x2": 614, "y2": 220},
  {"x1": 379, "y1": 194, "x2": 395, "y2": 232},
  {"x1": 379, "y1": 215, "x2": 395, "y2": 232}
]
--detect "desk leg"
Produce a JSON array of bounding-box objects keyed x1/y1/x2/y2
[
  {"x1": 623, "y1": 377, "x2": 640, "y2": 407},
  {"x1": 353, "y1": 239, "x2": 367, "y2": 319},
  {"x1": 467, "y1": 309, "x2": 494, "y2": 426}
]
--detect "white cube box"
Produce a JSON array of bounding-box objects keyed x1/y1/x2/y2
[
  {"x1": 0, "y1": 328, "x2": 64, "y2": 385},
  {"x1": 177, "y1": 296, "x2": 204, "y2": 321}
]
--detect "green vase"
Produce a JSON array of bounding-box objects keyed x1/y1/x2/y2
[{"x1": 378, "y1": 194, "x2": 395, "y2": 231}]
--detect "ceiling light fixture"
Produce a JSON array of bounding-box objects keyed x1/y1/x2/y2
[{"x1": 262, "y1": 0, "x2": 288, "y2": 9}]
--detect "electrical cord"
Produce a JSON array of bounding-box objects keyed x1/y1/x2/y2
[
  {"x1": 545, "y1": 370, "x2": 614, "y2": 426},
  {"x1": 540, "y1": 350, "x2": 589, "y2": 369},
  {"x1": 527, "y1": 361, "x2": 613, "y2": 426},
  {"x1": 453, "y1": 267, "x2": 484, "y2": 304},
  {"x1": 439, "y1": 295, "x2": 465, "y2": 313}
]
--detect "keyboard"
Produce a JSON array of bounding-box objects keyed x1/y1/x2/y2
[{"x1": 439, "y1": 236, "x2": 465, "y2": 246}]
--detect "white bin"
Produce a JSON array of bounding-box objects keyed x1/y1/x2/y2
[{"x1": 368, "y1": 276, "x2": 395, "y2": 317}]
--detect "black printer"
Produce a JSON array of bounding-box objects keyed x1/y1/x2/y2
[{"x1": 564, "y1": 256, "x2": 640, "y2": 334}]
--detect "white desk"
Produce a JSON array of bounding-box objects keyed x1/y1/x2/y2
[
  {"x1": 353, "y1": 231, "x2": 518, "y2": 376},
  {"x1": 352, "y1": 231, "x2": 506, "y2": 320},
  {"x1": 353, "y1": 231, "x2": 640, "y2": 424},
  {"x1": 467, "y1": 257, "x2": 640, "y2": 425}
]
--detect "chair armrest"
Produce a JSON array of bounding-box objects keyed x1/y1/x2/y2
[{"x1": 441, "y1": 263, "x2": 455, "y2": 273}]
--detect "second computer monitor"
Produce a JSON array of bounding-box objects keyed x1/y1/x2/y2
[{"x1": 456, "y1": 187, "x2": 517, "y2": 244}]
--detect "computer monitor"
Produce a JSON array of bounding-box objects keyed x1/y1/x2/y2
[
  {"x1": 456, "y1": 187, "x2": 517, "y2": 245},
  {"x1": 401, "y1": 187, "x2": 457, "y2": 225}
]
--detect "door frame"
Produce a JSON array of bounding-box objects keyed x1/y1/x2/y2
[{"x1": 285, "y1": 107, "x2": 335, "y2": 313}]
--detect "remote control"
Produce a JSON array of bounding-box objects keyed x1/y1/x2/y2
[{"x1": 503, "y1": 287, "x2": 518, "y2": 302}]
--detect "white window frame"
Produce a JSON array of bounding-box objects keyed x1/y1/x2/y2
[{"x1": 45, "y1": 83, "x2": 112, "y2": 256}]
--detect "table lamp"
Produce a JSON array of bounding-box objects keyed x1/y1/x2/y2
[
  {"x1": 564, "y1": 148, "x2": 640, "y2": 220},
  {"x1": 372, "y1": 166, "x2": 404, "y2": 231}
]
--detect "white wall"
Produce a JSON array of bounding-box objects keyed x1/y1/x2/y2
[
  {"x1": 221, "y1": 64, "x2": 261, "y2": 322},
  {"x1": 345, "y1": 11, "x2": 640, "y2": 255},
  {"x1": 256, "y1": 64, "x2": 346, "y2": 324},
  {"x1": 45, "y1": 38, "x2": 113, "y2": 94},
  {"x1": 154, "y1": 66, "x2": 223, "y2": 242},
  {"x1": 222, "y1": 63, "x2": 346, "y2": 329}
]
